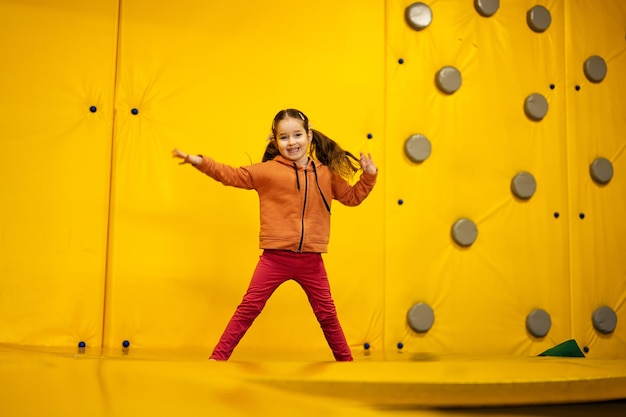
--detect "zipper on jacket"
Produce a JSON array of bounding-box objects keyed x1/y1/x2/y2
[{"x1": 297, "y1": 166, "x2": 308, "y2": 252}]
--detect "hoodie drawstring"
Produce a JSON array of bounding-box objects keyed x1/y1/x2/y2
[
  {"x1": 293, "y1": 161, "x2": 331, "y2": 214},
  {"x1": 311, "y1": 162, "x2": 331, "y2": 214},
  {"x1": 293, "y1": 162, "x2": 301, "y2": 191}
]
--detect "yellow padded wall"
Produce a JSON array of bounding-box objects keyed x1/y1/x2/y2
[
  {"x1": 385, "y1": 0, "x2": 572, "y2": 355},
  {"x1": 2, "y1": 0, "x2": 624, "y2": 361},
  {"x1": 0, "y1": 0, "x2": 119, "y2": 346},
  {"x1": 103, "y1": 0, "x2": 385, "y2": 354},
  {"x1": 565, "y1": 0, "x2": 626, "y2": 358},
  {"x1": 384, "y1": 0, "x2": 626, "y2": 358}
]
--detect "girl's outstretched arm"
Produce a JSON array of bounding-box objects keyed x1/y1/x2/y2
[
  {"x1": 360, "y1": 152, "x2": 378, "y2": 175},
  {"x1": 172, "y1": 148, "x2": 202, "y2": 166},
  {"x1": 172, "y1": 148, "x2": 255, "y2": 190}
]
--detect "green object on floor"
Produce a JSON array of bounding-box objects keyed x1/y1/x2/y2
[{"x1": 538, "y1": 339, "x2": 585, "y2": 358}]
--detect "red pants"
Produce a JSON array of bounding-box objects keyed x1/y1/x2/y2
[{"x1": 210, "y1": 249, "x2": 353, "y2": 361}]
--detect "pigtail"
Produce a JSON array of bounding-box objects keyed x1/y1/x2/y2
[
  {"x1": 310, "y1": 129, "x2": 360, "y2": 180},
  {"x1": 262, "y1": 139, "x2": 280, "y2": 162}
]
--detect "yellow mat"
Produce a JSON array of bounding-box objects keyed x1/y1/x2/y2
[{"x1": 2, "y1": 345, "x2": 625, "y2": 416}]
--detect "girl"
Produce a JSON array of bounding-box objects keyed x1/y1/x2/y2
[{"x1": 172, "y1": 109, "x2": 377, "y2": 361}]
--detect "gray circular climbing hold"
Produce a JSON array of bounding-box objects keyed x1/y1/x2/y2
[
  {"x1": 526, "y1": 309, "x2": 552, "y2": 337},
  {"x1": 451, "y1": 218, "x2": 478, "y2": 247},
  {"x1": 592, "y1": 306, "x2": 617, "y2": 334},
  {"x1": 524, "y1": 93, "x2": 549, "y2": 121},
  {"x1": 404, "y1": 134, "x2": 432, "y2": 163},
  {"x1": 584, "y1": 55, "x2": 608, "y2": 83},
  {"x1": 590, "y1": 157, "x2": 613, "y2": 184},
  {"x1": 405, "y1": 2, "x2": 433, "y2": 31},
  {"x1": 436, "y1": 66, "x2": 462, "y2": 94},
  {"x1": 407, "y1": 302, "x2": 435, "y2": 333},
  {"x1": 527, "y1": 5, "x2": 551, "y2": 33},
  {"x1": 475, "y1": 0, "x2": 499, "y2": 17},
  {"x1": 511, "y1": 172, "x2": 537, "y2": 199}
]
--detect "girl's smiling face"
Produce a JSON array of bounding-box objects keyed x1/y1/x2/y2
[{"x1": 274, "y1": 117, "x2": 312, "y2": 167}]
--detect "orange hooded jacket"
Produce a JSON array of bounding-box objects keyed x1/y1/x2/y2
[{"x1": 195, "y1": 155, "x2": 377, "y2": 253}]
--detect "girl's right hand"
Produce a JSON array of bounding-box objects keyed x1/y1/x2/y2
[{"x1": 172, "y1": 149, "x2": 201, "y2": 165}]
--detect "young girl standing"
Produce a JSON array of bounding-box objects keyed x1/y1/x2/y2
[{"x1": 172, "y1": 109, "x2": 377, "y2": 361}]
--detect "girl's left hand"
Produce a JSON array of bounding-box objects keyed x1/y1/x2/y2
[{"x1": 360, "y1": 152, "x2": 378, "y2": 175}]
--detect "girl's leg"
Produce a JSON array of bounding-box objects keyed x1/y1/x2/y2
[
  {"x1": 210, "y1": 250, "x2": 290, "y2": 360},
  {"x1": 295, "y1": 253, "x2": 353, "y2": 361}
]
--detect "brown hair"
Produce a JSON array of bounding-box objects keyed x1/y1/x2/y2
[{"x1": 263, "y1": 109, "x2": 360, "y2": 179}]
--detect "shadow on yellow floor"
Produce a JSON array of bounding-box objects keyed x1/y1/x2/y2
[{"x1": 1, "y1": 344, "x2": 625, "y2": 416}]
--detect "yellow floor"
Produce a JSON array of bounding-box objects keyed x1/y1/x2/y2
[{"x1": 1, "y1": 344, "x2": 625, "y2": 417}]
